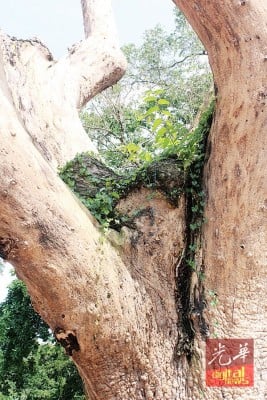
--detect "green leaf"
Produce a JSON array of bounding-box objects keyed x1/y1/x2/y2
[
  {"x1": 152, "y1": 118, "x2": 163, "y2": 131},
  {"x1": 125, "y1": 143, "x2": 140, "y2": 153},
  {"x1": 111, "y1": 191, "x2": 120, "y2": 199},
  {"x1": 157, "y1": 98, "x2": 170, "y2": 105},
  {"x1": 161, "y1": 109, "x2": 172, "y2": 117},
  {"x1": 156, "y1": 126, "x2": 167, "y2": 137},
  {"x1": 144, "y1": 95, "x2": 157, "y2": 103},
  {"x1": 143, "y1": 105, "x2": 159, "y2": 118},
  {"x1": 142, "y1": 152, "x2": 153, "y2": 162}
]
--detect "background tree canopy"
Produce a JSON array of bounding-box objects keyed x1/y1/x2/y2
[
  {"x1": 0, "y1": 279, "x2": 85, "y2": 399},
  {"x1": 81, "y1": 9, "x2": 212, "y2": 170}
]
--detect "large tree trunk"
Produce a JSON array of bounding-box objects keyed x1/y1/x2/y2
[
  {"x1": 0, "y1": 0, "x2": 266, "y2": 399},
  {"x1": 174, "y1": 0, "x2": 267, "y2": 399}
]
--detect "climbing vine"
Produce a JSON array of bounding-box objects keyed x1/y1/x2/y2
[
  {"x1": 175, "y1": 100, "x2": 214, "y2": 359},
  {"x1": 60, "y1": 91, "x2": 214, "y2": 235},
  {"x1": 60, "y1": 97, "x2": 214, "y2": 359},
  {"x1": 185, "y1": 100, "x2": 215, "y2": 272},
  {"x1": 59, "y1": 153, "x2": 185, "y2": 230}
]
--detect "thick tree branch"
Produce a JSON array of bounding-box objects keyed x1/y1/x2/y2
[
  {"x1": 81, "y1": 0, "x2": 118, "y2": 39},
  {"x1": 0, "y1": 84, "x2": 188, "y2": 396},
  {"x1": 0, "y1": 0, "x2": 127, "y2": 169},
  {"x1": 173, "y1": 0, "x2": 267, "y2": 88},
  {"x1": 67, "y1": 0, "x2": 127, "y2": 107},
  {"x1": 172, "y1": 2, "x2": 267, "y2": 398},
  {"x1": 0, "y1": 91, "x2": 148, "y2": 395}
]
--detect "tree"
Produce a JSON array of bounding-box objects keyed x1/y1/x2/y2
[
  {"x1": 0, "y1": 280, "x2": 85, "y2": 399},
  {"x1": 0, "y1": 1, "x2": 266, "y2": 400},
  {"x1": 173, "y1": 1, "x2": 267, "y2": 399},
  {"x1": 82, "y1": 10, "x2": 212, "y2": 169}
]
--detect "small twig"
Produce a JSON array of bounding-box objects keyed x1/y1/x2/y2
[{"x1": 156, "y1": 51, "x2": 208, "y2": 70}]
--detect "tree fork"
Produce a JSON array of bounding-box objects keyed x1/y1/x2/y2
[{"x1": 0, "y1": 0, "x2": 266, "y2": 399}]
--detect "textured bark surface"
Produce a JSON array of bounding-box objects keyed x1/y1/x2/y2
[
  {"x1": 0, "y1": 1, "x2": 190, "y2": 399},
  {"x1": 174, "y1": 1, "x2": 267, "y2": 399},
  {"x1": 0, "y1": 0, "x2": 126, "y2": 170},
  {"x1": 0, "y1": 0, "x2": 266, "y2": 399}
]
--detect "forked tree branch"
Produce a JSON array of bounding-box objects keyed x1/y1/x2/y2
[{"x1": 0, "y1": 0, "x2": 127, "y2": 168}]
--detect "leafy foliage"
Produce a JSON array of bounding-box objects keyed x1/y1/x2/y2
[
  {"x1": 0, "y1": 280, "x2": 85, "y2": 399},
  {"x1": 131, "y1": 89, "x2": 211, "y2": 168},
  {"x1": 175, "y1": 101, "x2": 214, "y2": 358},
  {"x1": 82, "y1": 9, "x2": 212, "y2": 170},
  {"x1": 59, "y1": 152, "x2": 185, "y2": 230},
  {"x1": 185, "y1": 101, "x2": 215, "y2": 272},
  {"x1": 0, "y1": 280, "x2": 49, "y2": 387},
  {"x1": 61, "y1": 101, "x2": 214, "y2": 232},
  {"x1": 79, "y1": 10, "x2": 213, "y2": 238}
]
